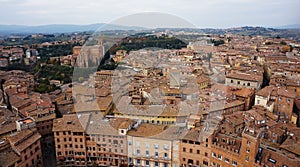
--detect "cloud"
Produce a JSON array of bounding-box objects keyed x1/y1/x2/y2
[{"x1": 0, "y1": 0, "x2": 299, "y2": 28}]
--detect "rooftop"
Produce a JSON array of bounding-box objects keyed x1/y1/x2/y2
[{"x1": 226, "y1": 72, "x2": 263, "y2": 82}]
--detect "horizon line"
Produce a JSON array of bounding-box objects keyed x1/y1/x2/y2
[{"x1": 0, "y1": 22, "x2": 299, "y2": 30}]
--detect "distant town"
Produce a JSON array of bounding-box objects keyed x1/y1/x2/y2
[{"x1": 0, "y1": 26, "x2": 300, "y2": 167}]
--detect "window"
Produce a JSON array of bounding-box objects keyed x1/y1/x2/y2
[
  {"x1": 225, "y1": 158, "x2": 230, "y2": 163},
  {"x1": 231, "y1": 80, "x2": 233, "y2": 83},
  {"x1": 197, "y1": 150, "x2": 200, "y2": 154},
  {"x1": 212, "y1": 152, "x2": 217, "y2": 158},
  {"x1": 146, "y1": 150, "x2": 149, "y2": 156},
  {"x1": 136, "y1": 159, "x2": 141, "y2": 165},
  {"x1": 145, "y1": 143, "x2": 149, "y2": 148},
  {"x1": 136, "y1": 149, "x2": 140, "y2": 155},
  {"x1": 164, "y1": 144, "x2": 169, "y2": 150},
  {"x1": 154, "y1": 144, "x2": 159, "y2": 149},
  {"x1": 218, "y1": 154, "x2": 222, "y2": 160},
  {"x1": 245, "y1": 156, "x2": 249, "y2": 162},
  {"x1": 154, "y1": 162, "x2": 159, "y2": 167},
  {"x1": 237, "y1": 81, "x2": 240, "y2": 85},
  {"x1": 247, "y1": 83, "x2": 250, "y2": 86},
  {"x1": 257, "y1": 99, "x2": 260, "y2": 104},
  {"x1": 145, "y1": 160, "x2": 150, "y2": 166},
  {"x1": 205, "y1": 152, "x2": 208, "y2": 157},
  {"x1": 183, "y1": 147, "x2": 186, "y2": 152},
  {"x1": 164, "y1": 153, "x2": 168, "y2": 159},
  {"x1": 136, "y1": 142, "x2": 140, "y2": 147},
  {"x1": 164, "y1": 163, "x2": 168, "y2": 167},
  {"x1": 247, "y1": 141, "x2": 251, "y2": 146},
  {"x1": 189, "y1": 148, "x2": 193, "y2": 153},
  {"x1": 232, "y1": 161, "x2": 237, "y2": 166},
  {"x1": 246, "y1": 148, "x2": 250, "y2": 153},
  {"x1": 128, "y1": 141, "x2": 132, "y2": 145},
  {"x1": 155, "y1": 152, "x2": 158, "y2": 158}
]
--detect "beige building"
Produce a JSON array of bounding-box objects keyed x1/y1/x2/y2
[
  {"x1": 225, "y1": 72, "x2": 263, "y2": 90},
  {"x1": 127, "y1": 124, "x2": 188, "y2": 167}
]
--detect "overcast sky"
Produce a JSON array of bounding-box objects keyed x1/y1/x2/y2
[{"x1": 0, "y1": 0, "x2": 299, "y2": 28}]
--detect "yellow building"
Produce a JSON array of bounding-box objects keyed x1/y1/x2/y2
[{"x1": 114, "y1": 104, "x2": 180, "y2": 125}]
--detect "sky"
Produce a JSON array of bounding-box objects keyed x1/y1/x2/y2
[{"x1": 0, "y1": 0, "x2": 299, "y2": 28}]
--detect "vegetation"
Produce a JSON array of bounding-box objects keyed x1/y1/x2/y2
[
  {"x1": 99, "y1": 35, "x2": 187, "y2": 68},
  {"x1": 35, "y1": 64, "x2": 73, "y2": 83},
  {"x1": 265, "y1": 41, "x2": 273, "y2": 45},
  {"x1": 34, "y1": 78, "x2": 60, "y2": 93},
  {"x1": 211, "y1": 39, "x2": 225, "y2": 46},
  {"x1": 108, "y1": 35, "x2": 186, "y2": 54},
  {"x1": 280, "y1": 41, "x2": 287, "y2": 45},
  {"x1": 36, "y1": 42, "x2": 81, "y2": 61}
]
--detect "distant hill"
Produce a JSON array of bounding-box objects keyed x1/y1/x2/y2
[
  {"x1": 276, "y1": 24, "x2": 300, "y2": 29},
  {"x1": 0, "y1": 23, "x2": 146, "y2": 35}
]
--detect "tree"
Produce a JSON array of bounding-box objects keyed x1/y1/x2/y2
[{"x1": 280, "y1": 41, "x2": 287, "y2": 45}]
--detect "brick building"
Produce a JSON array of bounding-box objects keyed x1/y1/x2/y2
[
  {"x1": 53, "y1": 113, "x2": 129, "y2": 167},
  {"x1": 179, "y1": 127, "x2": 211, "y2": 167}
]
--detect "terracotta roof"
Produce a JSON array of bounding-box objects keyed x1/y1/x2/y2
[
  {"x1": 226, "y1": 72, "x2": 263, "y2": 82},
  {"x1": 127, "y1": 123, "x2": 167, "y2": 137},
  {"x1": 257, "y1": 86, "x2": 274, "y2": 97},
  {"x1": 183, "y1": 127, "x2": 202, "y2": 141},
  {"x1": 7, "y1": 129, "x2": 41, "y2": 154},
  {"x1": 0, "y1": 148, "x2": 20, "y2": 166},
  {"x1": 52, "y1": 114, "x2": 86, "y2": 132}
]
